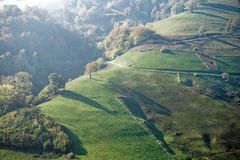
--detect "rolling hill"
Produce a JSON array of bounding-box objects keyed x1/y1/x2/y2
[
  {"x1": 0, "y1": 0, "x2": 239, "y2": 160},
  {"x1": 147, "y1": 0, "x2": 239, "y2": 36},
  {"x1": 39, "y1": 46, "x2": 240, "y2": 159}
]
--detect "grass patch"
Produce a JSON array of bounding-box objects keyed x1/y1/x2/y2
[
  {"x1": 101, "y1": 68, "x2": 240, "y2": 159},
  {"x1": 146, "y1": 0, "x2": 240, "y2": 36},
  {"x1": 114, "y1": 50, "x2": 207, "y2": 71},
  {"x1": 147, "y1": 10, "x2": 228, "y2": 36},
  {"x1": 217, "y1": 56, "x2": 240, "y2": 73},
  {"x1": 39, "y1": 75, "x2": 172, "y2": 160}
]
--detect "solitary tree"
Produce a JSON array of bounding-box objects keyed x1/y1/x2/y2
[
  {"x1": 85, "y1": 61, "x2": 99, "y2": 79},
  {"x1": 48, "y1": 73, "x2": 65, "y2": 94}
]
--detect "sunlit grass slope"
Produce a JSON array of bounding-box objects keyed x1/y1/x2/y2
[
  {"x1": 40, "y1": 75, "x2": 172, "y2": 160},
  {"x1": 113, "y1": 50, "x2": 207, "y2": 70},
  {"x1": 1, "y1": 48, "x2": 239, "y2": 159},
  {"x1": 101, "y1": 68, "x2": 240, "y2": 159},
  {"x1": 147, "y1": 0, "x2": 239, "y2": 36}
]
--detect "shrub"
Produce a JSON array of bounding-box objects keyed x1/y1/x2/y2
[
  {"x1": 96, "y1": 57, "x2": 106, "y2": 69},
  {"x1": 193, "y1": 73, "x2": 200, "y2": 77},
  {"x1": 43, "y1": 139, "x2": 53, "y2": 152},
  {"x1": 100, "y1": 23, "x2": 156, "y2": 59},
  {"x1": 0, "y1": 108, "x2": 72, "y2": 154},
  {"x1": 181, "y1": 79, "x2": 193, "y2": 87},
  {"x1": 192, "y1": 47, "x2": 198, "y2": 52},
  {"x1": 66, "y1": 152, "x2": 75, "y2": 159},
  {"x1": 160, "y1": 47, "x2": 170, "y2": 53},
  {"x1": 221, "y1": 72, "x2": 229, "y2": 81},
  {"x1": 33, "y1": 73, "x2": 65, "y2": 105}
]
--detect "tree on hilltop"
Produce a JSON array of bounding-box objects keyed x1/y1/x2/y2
[{"x1": 85, "y1": 61, "x2": 99, "y2": 79}]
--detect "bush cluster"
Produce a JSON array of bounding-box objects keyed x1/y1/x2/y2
[
  {"x1": 0, "y1": 108, "x2": 72, "y2": 154},
  {"x1": 100, "y1": 24, "x2": 156, "y2": 59}
]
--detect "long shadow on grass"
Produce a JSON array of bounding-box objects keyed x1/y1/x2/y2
[
  {"x1": 100, "y1": 82, "x2": 174, "y2": 153},
  {"x1": 212, "y1": 37, "x2": 240, "y2": 49},
  {"x1": 195, "y1": 6, "x2": 230, "y2": 14},
  {"x1": 192, "y1": 11, "x2": 228, "y2": 20},
  {"x1": 105, "y1": 83, "x2": 172, "y2": 116},
  {"x1": 62, "y1": 90, "x2": 115, "y2": 115},
  {"x1": 196, "y1": 52, "x2": 229, "y2": 65},
  {"x1": 63, "y1": 127, "x2": 87, "y2": 156},
  {"x1": 119, "y1": 97, "x2": 174, "y2": 154},
  {"x1": 201, "y1": 3, "x2": 240, "y2": 13}
]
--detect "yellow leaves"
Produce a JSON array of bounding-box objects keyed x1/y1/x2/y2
[
  {"x1": 0, "y1": 84, "x2": 14, "y2": 90},
  {"x1": 0, "y1": 84, "x2": 17, "y2": 103}
]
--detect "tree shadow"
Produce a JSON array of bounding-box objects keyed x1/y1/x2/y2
[
  {"x1": 118, "y1": 96, "x2": 174, "y2": 154},
  {"x1": 212, "y1": 37, "x2": 240, "y2": 49},
  {"x1": 192, "y1": 11, "x2": 228, "y2": 20},
  {"x1": 119, "y1": 97, "x2": 147, "y2": 119},
  {"x1": 97, "y1": 81, "x2": 174, "y2": 154},
  {"x1": 62, "y1": 90, "x2": 116, "y2": 115},
  {"x1": 127, "y1": 87, "x2": 172, "y2": 116},
  {"x1": 105, "y1": 83, "x2": 172, "y2": 116},
  {"x1": 63, "y1": 127, "x2": 87, "y2": 156},
  {"x1": 196, "y1": 52, "x2": 229, "y2": 65},
  {"x1": 196, "y1": 6, "x2": 230, "y2": 14},
  {"x1": 144, "y1": 121, "x2": 175, "y2": 154},
  {"x1": 201, "y1": 3, "x2": 240, "y2": 13},
  {"x1": 146, "y1": 33, "x2": 173, "y2": 44},
  {"x1": 163, "y1": 49, "x2": 176, "y2": 55}
]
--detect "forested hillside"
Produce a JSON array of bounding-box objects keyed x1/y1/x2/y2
[{"x1": 0, "y1": 5, "x2": 99, "y2": 92}]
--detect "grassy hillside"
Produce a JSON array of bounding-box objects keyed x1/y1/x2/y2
[
  {"x1": 37, "y1": 54, "x2": 240, "y2": 159},
  {"x1": 113, "y1": 50, "x2": 207, "y2": 70},
  {"x1": 1, "y1": 48, "x2": 239, "y2": 160},
  {"x1": 0, "y1": 0, "x2": 239, "y2": 159},
  {"x1": 147, "y1": 0, "x2": 239, "y2": 36},
  {"x1": 38, "y1": 46, "x2": 239, "y2": 159},
  {"x1": 39, "y1": 75, "x2": 172, "y2": 160}
]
